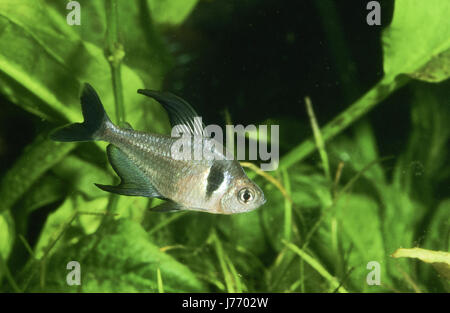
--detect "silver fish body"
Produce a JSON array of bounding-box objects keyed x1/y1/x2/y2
[{"x1": 51, "y1": 84, "x2": 265, "y2": 214}]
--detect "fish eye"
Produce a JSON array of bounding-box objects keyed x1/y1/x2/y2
[{"x1": 238, "y1": 188, "x2": 254, "y2": 204}]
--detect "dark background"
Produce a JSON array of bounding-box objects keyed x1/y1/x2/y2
[{"x1": 0, "y1": 0, "x2": 401, "y2": 175}]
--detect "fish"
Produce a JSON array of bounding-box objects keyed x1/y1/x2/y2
[{"x1": 50, "y1": 83, "x2": 266, "y2": 214}]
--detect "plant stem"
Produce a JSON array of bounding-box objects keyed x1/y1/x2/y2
[
  {"x1": 280, "y1": 76, "x2": 410, "y2": 170},
  {"x1": 104, "y1": 0, "x2": 125, "y2": 216},
  {"x1": 105, "y1": 0, "x2": 125, "y2": 124}
]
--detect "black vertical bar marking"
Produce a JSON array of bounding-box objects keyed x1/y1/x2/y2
[{"x1": 206, "y1": 162, "x2": 225, "y2": 199}]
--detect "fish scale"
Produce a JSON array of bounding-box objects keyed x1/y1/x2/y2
[{"x1": 105, "y1": 125, "x2": 215, "y2": 208}]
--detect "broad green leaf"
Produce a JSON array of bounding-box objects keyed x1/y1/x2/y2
[
  {"x1": 409, "y1": 50, "x2": 450, "y2": 82},
  {"x1": 217, "y1": 205, "x2": 268, "y2": 256},
  {"x1": 148, "y1": 0, "x2": 199, "y2": 25},
  {"x1": 281, "y1": 0, "x2": 450, "y2": 170},
  {"x1": 51, "y1": 154, "x2": 113, "y2": 199},
  {"x1": 12, "y1": 173, "x2": 66, "y2": 235},
  {"x1": 382, "y1": 0, "x2": 450, "y2": 82},
  {"x1": 423, "y1": 199, "x2": 450, "y2": 253},
  {"x1": 328, "y1": 125, "x2": 385, "y2": 186},
  {"x1": 44, "y1": 0, "x2": 173, "y2": 92},
  {"x1": 114, "y1": 195, "x2": 150, "y2": 224},
  {"x1": 418, "y1": 199, "x2": 450, "y2": 290},
  {"x1": 32, "y1": 218, "x2": 205, "y2": 292},
  {"x1": 396, "y1": 82, "x2": 450, "y2": 197},
  {"x1": 333, "y1": 194, "x2": 388, "y2": 292},
  {"x1": 0, "y1": 0, "x2": 171, "y2": 222},
  {"x1": 379, "y1": 185, "x2": 426, "y2": 287},
  {"x1": 34, "y1": 195, "x2": 109, "y2": 259},
  {"x1": 164, "y1": 212, "x2": 215, "y2": 247},
  {"x1": 0, "y1": 0, "x2": 168, "y2": 133},
  {"x1": 0, "y1": 136, "x2": 76, "y2": 213}
]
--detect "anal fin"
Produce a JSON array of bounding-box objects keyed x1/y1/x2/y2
[
  {"x1": 149, "y1": 200, "x2": 207, "y2": 213},
  {"x1": 149, "y1": 200, "x2": 185, "y2": 213}
]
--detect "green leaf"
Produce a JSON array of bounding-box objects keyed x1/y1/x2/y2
[
  {"x1": 409, "y1": 49, "x2": 450, "y2": 82},
  {"x1": 0, "y1": 0, "x2": 171, "y2": 222},
  {"x1": 423, "y1": 199, "x2": 450, "y2": 253},
  {"x1": 51, "y1": 154, "x2": 114, "y2": 199},
  {"x1": 333, "y1": 194, "x2": 388, "y2": 292},
  {"x1": 261, "y1": 167, "x2": 329, "y2": 252},
  {"x1": 163, "y1": 212, "x2": 215, "y2": 247},
  {"x1": 379, "y1": 185, "x2": 426, "y2": 287},
  {"x1": 382, "y1": 0, "x2": 450, "y2": 82},
  {"x1": 0, "y1": 0, "x2": 169, "y2": 133},
  {"x1": 0, "y1": 210, "x2": 14, "y2": 284},
  {"x1": 32, "y1": 218, "x2": 205, "y2": 292},
  {"x1": 148, "y1": 0, "x2": 199, "y2": 25},
  {"x1": 284, "y1": 241, "x2": 348, "y2": 293},
  {"x1": 0, "y1": 210, "x2": 14, "y2": 262},
  {"x1": 12, "y1": 173, "x2": 66, "y2": 235},
  {"x1": 397, "y1": 82, "x2": 450, "y2": 198},
  {"x1": 392, "y1": 248, "x2": 450, "y2": 280},
  {"x1": 33, "y1": 195, "x2": 108, "y2": 259},
  {"x1": 43, "y1": 0, "x2": 173, "y2": 92},
  {"x1": 418, "y1": 199, "x2": 450, "y2": 290},
  {"x1": 216, "y1": 210, "x2": 268, "y2": 257},
  {"x1": 0, "y1": 136, "x2": 76, "y2": 213},
  {"x1": 281, "y1": 0, "x2": 450, "y2": 170},
  {"x1": 328, "y1": 123, "x2": 385, "y2": 185}
]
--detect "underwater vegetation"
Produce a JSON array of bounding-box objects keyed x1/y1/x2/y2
[{"x1": 0, "y1": 0, "x2": 449, "y2": 292}]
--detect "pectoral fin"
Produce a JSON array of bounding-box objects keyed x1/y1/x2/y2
[{"x1": 95, "y1": 144, "x2": 165, "y2": 198}]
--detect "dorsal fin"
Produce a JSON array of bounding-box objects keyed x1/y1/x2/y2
[
  {"x1": 95, "y1": 144, "x2": 165, "y2": 198},
  {"x1": 137, "y1": 89, "x2": 205, "y2": 137}
]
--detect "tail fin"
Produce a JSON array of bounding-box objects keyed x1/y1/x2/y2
[{"x1": 50, "y1": 83, "x2": 111, "y2": 142}]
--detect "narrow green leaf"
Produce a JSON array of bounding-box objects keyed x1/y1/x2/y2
[{"x1": 284, "y1": 240, "x2": 348, "y2": 293}]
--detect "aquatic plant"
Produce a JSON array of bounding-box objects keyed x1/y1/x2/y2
[{"x1": 0, "y1": 0, "x2": 448, "y2": 292}]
